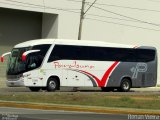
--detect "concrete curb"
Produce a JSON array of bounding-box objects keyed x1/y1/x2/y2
[{"x1": 0, "y1": 100, "x2": 159, "y2": 115}]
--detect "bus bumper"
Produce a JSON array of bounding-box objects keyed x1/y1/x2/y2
[{"x1": 6, "y1": 79, "x2": 24, "y2": 87}]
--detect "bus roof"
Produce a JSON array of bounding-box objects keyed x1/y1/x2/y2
[{"x1": 14, "y1": 39, "x2": 135, "y2": 48}]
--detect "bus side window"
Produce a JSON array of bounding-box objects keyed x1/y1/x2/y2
[
  {"x1": 136, "y1": 49, "x2": 155, "y2": 62},
  {"x1": 123, "y1": 49, "x2": 136, "y2": 62},
  {"x1": 48, "y1": 45, "x2": 61, "y2": 62}
]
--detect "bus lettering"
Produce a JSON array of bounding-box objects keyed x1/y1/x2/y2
[
  {"x1": 131, "y1": 63, "x2": 147, "y2": 79},
  {"x1": 53, "y1": 61, "x2": 95, "y2": 69}
]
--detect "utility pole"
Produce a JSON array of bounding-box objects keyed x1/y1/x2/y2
[
  {"x1": 78, "y1": 0, "x2": 85, "y2": 40},
  {"x1": 78, "y1": 0, "x2": 97, "y2": 40}
]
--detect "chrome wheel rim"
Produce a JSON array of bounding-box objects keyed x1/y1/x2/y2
[
  {"x1": 49, "y1": 81, "x2": 56, "y2": 89},
  {"x1": 123, "y1": 81, "x2": 129, "y2": 90}
]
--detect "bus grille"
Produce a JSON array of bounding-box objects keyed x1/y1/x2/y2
[{"x1": 6, "y1": 75, "x2": 22, "y2": 81}]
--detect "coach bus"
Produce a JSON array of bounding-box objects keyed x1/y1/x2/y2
[{"x1": 0, "y1": 39, "x2": 157, "y2": 92}]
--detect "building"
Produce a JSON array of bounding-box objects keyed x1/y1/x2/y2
[{"x1": 0, "y1": 0, "x2": 159, "y2": 85}]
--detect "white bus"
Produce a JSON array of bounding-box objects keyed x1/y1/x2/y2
[{"x1": 1, "y1": 39, "x2": 157, "y2": 92}]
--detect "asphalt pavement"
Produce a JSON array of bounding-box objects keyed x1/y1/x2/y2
[
  {"x1": 0, "y1": 87, "x2": 160, "y2": 95},
  {"x1": 0, "y1": 87, "x2": 159, "y2": 120},
  {"x1": 0, "y1": 107, "x2": 128, "y2": 120}
]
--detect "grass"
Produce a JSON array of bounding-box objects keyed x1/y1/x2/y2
[{"x1": 0, "y1": 93, "x2": 159, "y2": 110}]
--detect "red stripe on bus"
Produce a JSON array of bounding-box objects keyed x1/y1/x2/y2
[{"x1": 80, "y1": 61, "x2": 119, "y2": 87}]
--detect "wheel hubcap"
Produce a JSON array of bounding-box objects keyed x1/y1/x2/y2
[
  {"x1": 123, "y1": 82, "x2": 129, "y2": 90},
  {"x1": 49, "y1": 81, "x2": 56, "y2": 89}
]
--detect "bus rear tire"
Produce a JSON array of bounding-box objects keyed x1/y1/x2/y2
[
  {"x1": 29, "y1": 87, "x2": 41, "y2": 92},
  {"x1": 118, "y1": 78, "x2": 131, "y2": 92},
  {"x1": 47, "y1": 77, "x2": 59, "y2": 92}
]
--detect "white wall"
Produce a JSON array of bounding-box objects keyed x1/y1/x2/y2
[
  {"x1": 0, "y1": 0, "x2": 160, "y2": 84},
  {"x1": 42, "y1": 13, "x2": 58, "y2": 38}
]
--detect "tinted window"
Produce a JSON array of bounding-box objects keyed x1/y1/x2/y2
[
  {"x1": 7, "y1": 44, "x2": 51, "y2": 75},
  {"x1": 48, "y1": 45, "x2": 85, "y2": 61},
  {"x1": 26, "y1": 44, "x2": 51, "y2": 70},
  {"x1": 32, "y1": 44, "x2": 51, "y2": 56},
  {"x1": 136, "y1": 49, "x2": 155, "y2": 62},
  {"x1": 48, "y1": 45, "x2": 155, "y2": 62}
]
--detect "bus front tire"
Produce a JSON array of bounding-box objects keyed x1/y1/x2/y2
[
  {"x1": 47, "y1": 77, "x2": 59, "y2": 92},
  {"x1": 118, "y1": 78, "x2": 131, "y2": 92},
  {"x1": 29, "y1": 87, "x2": 41, "y2": 92}
]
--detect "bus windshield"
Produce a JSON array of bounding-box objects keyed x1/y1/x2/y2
[
  {"x1": 7, "y1": 44, "x2": 51, "y2": 75},
  {"x1": 7, "y1": 47, "x2": 30, "y2": 75}
]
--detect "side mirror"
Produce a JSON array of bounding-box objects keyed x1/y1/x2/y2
[
  {"x1": 22, "y1": 50, "x2": 40, "y2": 61},
  {"x1": 0, "y1": 57, "x2": 4, "y2": 62},
  {"x1": 0, "y1": 52, "x2": 11, "y2": 62}
]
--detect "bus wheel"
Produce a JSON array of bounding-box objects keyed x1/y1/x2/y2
[
  {"x1": 29, "y1": 87, "x2": 41, "y2": 92},
  {"x1": 47, "y1": 77, "x2": 59, "y2": 92},
  {"x1": 101, "y1": 87, "x2": 114, "y2": 92},
  {"x1": 119, "y1": 78, "x2": 131, "y2": 92}
]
